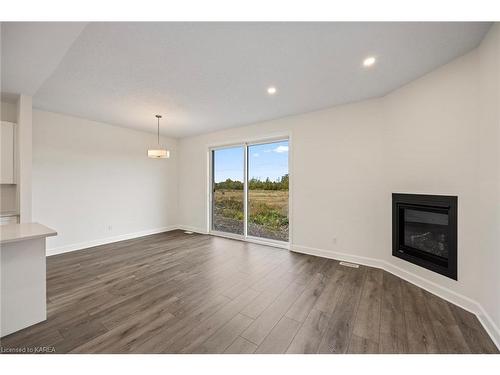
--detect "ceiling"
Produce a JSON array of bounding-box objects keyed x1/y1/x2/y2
[{"x1": 1, "y1": 22, "x2": 491, "y2": 138}]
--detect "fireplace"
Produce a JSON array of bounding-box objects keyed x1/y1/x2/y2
[{"x1": 392, "y1": 193, "x2": 457, "y2": 280}]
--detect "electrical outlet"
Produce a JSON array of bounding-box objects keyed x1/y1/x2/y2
[
  {"x1": 107, "y1": 225, "x2": 113, "y2": 231},
  {"x1": 332, "y1": 237, "x2": 337, "y2": 245}
]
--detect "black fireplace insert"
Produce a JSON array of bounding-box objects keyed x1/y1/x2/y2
[{"x1": 392, "y1": 193, "x2": 457, "y2": 280}]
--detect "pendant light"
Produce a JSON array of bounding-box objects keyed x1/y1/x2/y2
[{"x1": 148, "y1": 114, "x2": 170, "y2": 159}]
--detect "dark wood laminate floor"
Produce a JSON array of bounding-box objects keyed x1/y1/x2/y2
[{"x1": 1, "y1": 230, "x2": 497, "y2": 354}]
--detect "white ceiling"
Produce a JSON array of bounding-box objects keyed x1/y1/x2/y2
[
  {"x1": 1, "y1": 22, "x2": 491, "y2": 138},
  {"x1": 1, "y1": 22, "x2": 88, "y2": 95}
]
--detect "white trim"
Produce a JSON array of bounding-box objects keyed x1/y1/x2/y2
[
  {"x1": 207, "y1": 148, "x2": 213, "y2": 233},
  {"x1": 243, "y1": 145, "x2": 248, "y2": 238},
  {"x1": 287, "y1": 132, "x2": 293, "y2": 249},
  {"x1": 475, "y1": 305, "x2": 500, "y2": 353},
  {"x1": 179, "y1": 227, "x2": 289, "y2": 250},
  {"x1": 210, "y1": 229, "x2": 244, "y2": 241},
  {"x1": 211, "y1": 230, "x2": 289, "y2": 250},
  {"x1": 205, "y1": 132, "x2": 292, "y2": 150},
  {"x1": 291, "y1": 243, "x2": 500, "y2": 350},
  {"x1": 245, "y1": 235, "x2": 290, "y2": 250},
  {"x1": 291, "y1": 244, "x2": 384, "y2": 268},
  {"x1": 46, "y1": 226, "x2": 178, "y2": 257},
  {"x1": 206, "y1": 148, "x2": 212, "y2": 233}
]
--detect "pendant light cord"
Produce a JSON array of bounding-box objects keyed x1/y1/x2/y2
[{"x1": 157, "y1": 116, "x2": 160, "y2": 145}]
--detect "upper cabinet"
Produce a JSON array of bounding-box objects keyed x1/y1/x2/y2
[{"x1": 1, "y1": 121, "x2": 16, "y2": 184}]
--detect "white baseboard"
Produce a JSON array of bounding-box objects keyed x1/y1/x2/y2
[
  {"x1": 46, "y1": 225, "x2": 179, "y2": 257},
  {"x1": 291, "y1": 244, "x2": 500, "y2": 350},
  {"x1": 209, "y1": 230, "x2": 290, "y2": 250},
  {"x1": 291, "y1": 244, "x2": 385, "y2": 269},
  {"x1": 476, "y1": 305, "x2": 500, "y2": 352}
]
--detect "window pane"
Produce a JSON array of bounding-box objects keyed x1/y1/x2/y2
[
  {"x1": 212, "y1": 147, "x2": 244, "y2": 235},
  {"x1": 247, "y1": 140, "x2": 289, "y2": 241}
]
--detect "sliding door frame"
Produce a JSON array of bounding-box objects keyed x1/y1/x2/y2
[
  {"x1": 208, "y1": 134, "x2": 291, "y2": 249},
  {"x1": 209, "y1": 143, "x2": 246, "y2": 240}
]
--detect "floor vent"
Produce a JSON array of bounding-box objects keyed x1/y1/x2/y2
[
  {"x1": 184, "y1": 231, "x2": 194, "y2": 234},
  {"x1": 339, "y1": 261, "x2": 359, "y2": 268}
]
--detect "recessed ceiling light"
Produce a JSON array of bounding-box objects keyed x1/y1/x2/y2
[
  {"x1": 267, "y1": 86, "x2": 277, "y2": 95},
  {"x1": 363, "y1": 56, "x2": 376, "y2": 67}
]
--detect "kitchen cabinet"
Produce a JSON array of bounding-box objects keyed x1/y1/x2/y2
[{"x1": 1, "y1": 121, "x2": 15, "y2": 184}]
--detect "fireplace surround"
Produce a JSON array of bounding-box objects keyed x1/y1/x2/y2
[{"x1": 392, "y1": 193, "x2": 457, "y2": 280}]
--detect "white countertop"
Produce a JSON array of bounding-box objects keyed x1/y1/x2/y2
[{"x1": 0, "y1": 223, "x2": 57, "y2": 245}]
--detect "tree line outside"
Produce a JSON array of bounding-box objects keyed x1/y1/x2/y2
[
  {"x1": 213, "y1": 174, "x2": 289, "y2": 241},
  {"x1": 214, "y1": 174, "x2": 289, "y2": 191}
]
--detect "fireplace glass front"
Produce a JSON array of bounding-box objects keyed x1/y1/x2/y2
[
  {"x1": 392, "y1": 194, "x2": 457, "y2": 280},
  {"x1": 402, "y1": 206, "x2": 449, "y2": 262}
]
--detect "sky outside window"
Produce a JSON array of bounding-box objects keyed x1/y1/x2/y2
[
  {"x1": 213, "y1": 146, "x2": 244, "y2": 182},
  {"x1": 214, "y1": 140, "x2": 288, "y2": 183}
]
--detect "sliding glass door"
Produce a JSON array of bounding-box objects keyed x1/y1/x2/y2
[
  {"x1": 210, "y1": 139, "x2": 289, "y2": 244},
  {"x1": 211, "y1": 146, "x2": 245, "y2": 235},
  {"x1": 247, "y1": 140, "x2": 289, "y2": 242}
]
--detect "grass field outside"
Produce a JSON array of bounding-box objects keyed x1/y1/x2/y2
[{"x1": 212, "y1": 189, "x2": 289, "y2": 241}]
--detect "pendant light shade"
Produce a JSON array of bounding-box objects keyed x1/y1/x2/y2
[
  {"x1": 147, "y1": 148, "x2": 170, "y2": 158},
  {"x1": 148, "y1": 115, "x2": 170, "y2": 159}
]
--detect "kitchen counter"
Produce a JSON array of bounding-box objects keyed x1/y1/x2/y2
[
  {"x1": 1, "y1": 222, "x2": 57, "y2": 244},
  {"x1": 1, "y1": 222, "x2": 57, "y2": 337}
]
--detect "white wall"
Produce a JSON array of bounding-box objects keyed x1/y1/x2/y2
[
  {"x1": 177, "y1": 26, "x2": 500, "y2": 345},
  {"x1": 382, "y1": 51, "x2": 481, "y2": 308},
  {"x1": 1, "y1": 100, "x2": 17, "y2": 122},
  {"x1": 32, "y1": 110, "x2": 178, "y2": 254},
  {"x1": 178, "y1": 99, "x2": 386, "y2": 256},
  {"x1": 477, "y1": 23, "x2": 500, "y2": 339}
]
